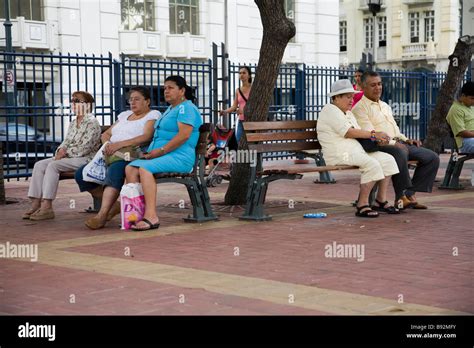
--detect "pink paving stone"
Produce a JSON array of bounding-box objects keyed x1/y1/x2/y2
[
  {"x1": 63, "y1": 202, "x2": 473, "y2": 313},
  {"x1": 0, "y1": 259, "x2": 328, "y2": 315},
  {"x1": 1, "y1": 154, "x2": 473, "y2": 315}
]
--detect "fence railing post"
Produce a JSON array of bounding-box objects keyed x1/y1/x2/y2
[
  {"x1": 420, "y1": 72, "x2": 428, "y2": 140},
  {"x1": 470, "y1": 59, "x2": 473, "y2": 81},
  {"x1": 296, "y1": 63, "x2": 305, "y2": 121},
  {"x1": 112, "y1": 57, "x2": 123, "y2": 118},
  {"x1": 211, "y1": 42, "x2": 229, "y2": 126},
  {"x1": 221, "y1": 42, "x2": 229, "y2": 116},
  {"x1": 108, "y1": 52, "x2": 115, "y2": 124}
]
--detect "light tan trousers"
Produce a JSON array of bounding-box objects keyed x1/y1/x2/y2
[{"x1": 27, "y1": 157, "x2": 88, "y2": 200}]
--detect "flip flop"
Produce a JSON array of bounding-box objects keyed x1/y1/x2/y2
[{"x1": 131, "y1": 218, "x2": 160, "y2": 231}]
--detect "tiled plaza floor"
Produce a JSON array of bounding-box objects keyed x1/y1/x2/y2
[{"x1": 1, "y1": 154, "x2": 473, "y2": 315}]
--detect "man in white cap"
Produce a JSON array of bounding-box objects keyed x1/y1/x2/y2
[
  {"x1": 352, "y1": 71, "x2": 440, "y2": 209},
  {"x1": 317, "y1": 79, "x2": 400, "y2": 218}
]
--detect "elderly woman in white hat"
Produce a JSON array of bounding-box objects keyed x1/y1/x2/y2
[{"x1": 317, "y1": 79, "x2": 400, "y2": 218}]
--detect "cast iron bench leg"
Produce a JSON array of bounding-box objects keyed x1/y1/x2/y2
[
  {"x1": 240, "y1": 177, "x2": 271, "y2": 221},
  {"x1": 197, "y1": 181, "x2": 217, "y2": 220},
  {"x1": 439, "y1": 153, "x2": 456, "y2": 189},
  {"x1": 448, "y1": 159, "x2": 465, "y2": 189},
  {"x1": 313, "y1": 153, "x2": 336, "y2": 184}
]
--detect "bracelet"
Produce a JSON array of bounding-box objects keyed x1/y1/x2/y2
[
  {"x1": 160, "y1": 147, "x2": 166, "y2": 155},
  {"x1": 370, "y1": 130, "x2": 376, "y2": 141}
]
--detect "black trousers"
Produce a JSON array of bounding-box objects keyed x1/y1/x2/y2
[{"x1": 377, "y1": 144, "x2": 440, "y2": 200}]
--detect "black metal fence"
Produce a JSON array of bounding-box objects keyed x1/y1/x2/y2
[
  {"x1": 0, "y1": 52, "x2": 114, "y2": 178},
  {"x1": 1, "y1": 48, "x2": 471, "y2": 179}
]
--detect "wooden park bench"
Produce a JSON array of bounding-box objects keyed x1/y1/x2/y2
[
  {"x1": 59, "y1": 124, "x2": 218, "y2": 223},
  {"x1": 440, "y1": 151, "x2": 474, "y2": 189},
  {"x1": 240, "y1": 120, "x2": 423, "y2": 221},
  {"x1": 240, "y1": 120, "x2": 359, "y2": 221},
  {"x1": 439, "y1": 128, "x2": 474, "y2": 190}
]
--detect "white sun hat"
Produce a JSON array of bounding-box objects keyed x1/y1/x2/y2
[{"x1": 328, "y1": 79, "x2": 357, "y2": 97}]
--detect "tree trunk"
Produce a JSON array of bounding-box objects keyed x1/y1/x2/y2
[
  {"x1": 0, "y1": 142, "x2": 5, "y2": 204},
  {"x1": 424, "y1": 35, "x2": 474, "y2": 153},
  {"x1": 224, "y1": 0, "x2": 295, "y2": 205}
]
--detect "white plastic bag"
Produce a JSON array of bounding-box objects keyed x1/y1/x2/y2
[
  {"x1": 82, "y1": 142, "x2": 108, "y2": 185},
  {"x1": 120, "y1": 183, "x2": 145, "y2": 230}
]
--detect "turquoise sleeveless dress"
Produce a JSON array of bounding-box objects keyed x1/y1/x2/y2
[{"x1": 129, "y1": 100, "x2": 203, "y2": 173}]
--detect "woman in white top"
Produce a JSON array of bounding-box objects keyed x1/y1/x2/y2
[
  {"x1": 317, "y1": 79, "x2": 400, "y2": 218},
  {"x1": 75, "y1": 86, "x2": 160, "y2": 229}
]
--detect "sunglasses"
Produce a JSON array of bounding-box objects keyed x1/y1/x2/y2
[
  {"x1": 128, "y1": 98, "x2": 144, "y2": 103},
  {"x1": 70, "y1": 98, "x2": 86, "y2": 104}
]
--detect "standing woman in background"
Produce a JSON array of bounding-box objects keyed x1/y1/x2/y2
[
  {"x1": 219, "y1": 66, "x2": 252, "y2": 141},
  {"x1": 352, "y1": 68, "x2": 365, "y2": 107}
]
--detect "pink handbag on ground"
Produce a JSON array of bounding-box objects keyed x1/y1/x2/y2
[{"x1": 120, "y1": 183, "x2": 145, "y2": 230}]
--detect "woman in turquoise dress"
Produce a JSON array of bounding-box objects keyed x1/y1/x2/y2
[{"x1": 125, "y1": 75, "x2": 203, "y2": 231}]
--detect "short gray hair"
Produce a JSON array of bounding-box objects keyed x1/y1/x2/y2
[{"x1": 361, "y1": 71, "x2": 381, "y2": 85}]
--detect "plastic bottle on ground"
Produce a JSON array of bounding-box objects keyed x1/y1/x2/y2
[{"x1": 303, "y1": 213, "x2": 327, "y2": 218}]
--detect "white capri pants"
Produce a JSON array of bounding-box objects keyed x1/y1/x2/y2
[
  {"x1": 350, "y1": 151, "x2": 399, "y2": 184},
  {"x1": 327, "y1": 150, "x2": 399, "y2": 185},
  {"x1": 27, "y1": 157, "x2": 88, "y2": 200}
]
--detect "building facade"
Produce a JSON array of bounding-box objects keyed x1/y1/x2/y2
[
  {"x1": 1, "y1": 0, "x2": 340, "y2": 66},
  {"x1": 0, "y1": 0, "x2": 341, "y2": 147},
  {"x1": 339, "y1": 0, "x2": 469, "y2": 72}
]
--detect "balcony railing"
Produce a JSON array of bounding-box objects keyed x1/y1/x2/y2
[
  {"x1": 402, "y1": 41, "x2": 436, "y2": 59},
  {"x1": 0, "y1": 17, "x2": 55, "y2": 51},
  {"x1": 119, "y1": 29, "x2": 164, "y2": 57},
  {"x1": 283, "y1": 43, "x2": 304, "y2": 63},
  {"x1": 166, "y1": 32, "x2": 207, "y2": 59},
  {"x1": 402, "y1": 0, "x2": 433, "y2": 4},
  {"x1": 119, "y1": 30, "x2": 207, "y2": 59},
  {"x1": 359, "y1": 0, "x2": 386, "y2": 10}
]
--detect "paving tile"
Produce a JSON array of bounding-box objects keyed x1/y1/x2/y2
[{"x1": 1, "y1": 154, "x2": 472, "y2": 315}]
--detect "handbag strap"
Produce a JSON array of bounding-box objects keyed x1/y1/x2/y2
[{"x1": 238, "y1": 87, "x2": 248, "y2": 103}]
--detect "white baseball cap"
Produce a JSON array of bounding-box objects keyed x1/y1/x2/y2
[{"x1": 328, "y1": 79, "x2": 357, "y2": 97}]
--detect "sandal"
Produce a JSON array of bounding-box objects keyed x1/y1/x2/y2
[
  {"x1": 355, "y1": 205, "x2": 379, "y2": 218},
  {"x1": 131, "y1": 218, "x2": 160, "y2": 231},
  {"x1": 22, "y1": 208, "x2": 40, "y2": 220},
  {"x1": 372, "y1": 199, "x2": 400, "y2": 214}
]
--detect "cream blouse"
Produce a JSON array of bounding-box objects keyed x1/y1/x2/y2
[{"x1": 57, "y1": 113, "x2": 101, "y2": 160}]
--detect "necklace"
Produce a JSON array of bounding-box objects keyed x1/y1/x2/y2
[{"x1": 129, "y1": 110, "x2": 149, "y2": 120}]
